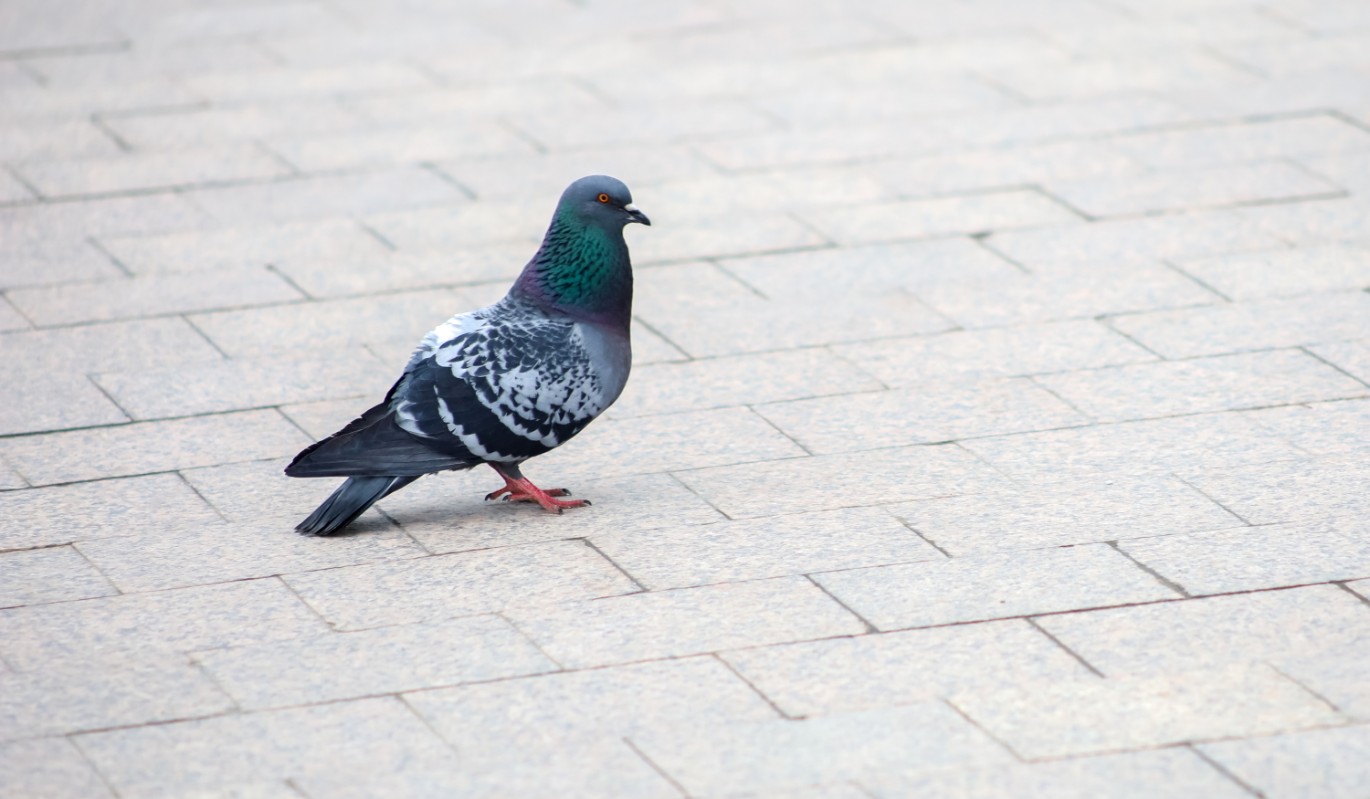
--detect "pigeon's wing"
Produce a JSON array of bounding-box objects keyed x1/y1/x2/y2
[{"x1": 393, "y1": 304, "x2": 615, "y2": 463}]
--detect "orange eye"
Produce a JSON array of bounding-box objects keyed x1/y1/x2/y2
[{"x1": 597, "y1": 193, "x2": 610, "y2": 203}]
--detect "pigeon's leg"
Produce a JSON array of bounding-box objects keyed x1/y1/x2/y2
[{"x1": 484, "y1": 462, "x2": 589, "y2": 514}]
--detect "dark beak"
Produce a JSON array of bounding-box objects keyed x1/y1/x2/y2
[{"x1": 624, "y1": 203, "x2": 651, "y2": 226}]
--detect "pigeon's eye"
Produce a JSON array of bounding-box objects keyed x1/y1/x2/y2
[{"x1": 597, "y1": 193, "x2": 610, "y2": 203}]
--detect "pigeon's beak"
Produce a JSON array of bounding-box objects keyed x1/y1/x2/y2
[{"x1": 624, "y1": 203, "x2": 651, "y2": 226}]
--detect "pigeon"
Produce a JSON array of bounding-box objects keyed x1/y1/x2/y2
[{"x1": 286, "y1": 175, "x2": 650, "y2": 535}]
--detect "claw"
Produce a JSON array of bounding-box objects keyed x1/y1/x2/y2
[{"x1": 483, "y1": 464, "x2": 590, "y2": 514}]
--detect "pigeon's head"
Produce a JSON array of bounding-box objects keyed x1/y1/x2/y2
[{"x1": 558, "y1": 175, "x2": 651, "y2": 229}]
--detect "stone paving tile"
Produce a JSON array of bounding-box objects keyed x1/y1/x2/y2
[
  {"x1": 198, "y1": 615, "x2": 556, "y2": 711},
  {"x1": 0, "y1": 370, "x2": 128, "y2": 435},
  {"x1": 0, "y1": 297, "x2": 29, "y2": 331},
  {"x1": 14, "y1": 145, "x2": 291, "y2": 199},
  {"x1": 283, "y1": 540, "x2": 639, "y2": 631},
  {"x1": 179, "y1": 62, "x2": 434, "y2": 104},
  {"x1": 592, "y1": 506, "x2": 942, "y2": 591},
  {"x1": 2, "y1": 192, "x2": 214, "y2": 245},
  {"x1": 6, "y1": 267, "x2": 302, "y2": 327},
  {"x1": 505, "y1": 576, "x2": 865, "y2": 669},
  {"x1": 864, "y1": 748, "x2": 1251, "y2": 799},
  {"x1": 889, "y1": 475, "x2": 1242, "y2": 556},
  {"x1": 0, "y1": 473, "x2": 220, "y2": 551},
  {"x1": 0, "y1": 546, "x2": 116, "y2": 608},
  {"x1": 1180, "y1": 454, "x2": 1370, "y2": 526},
  {"x1": 1275, "y1": 634, "x2": 1370, "y2": 722},
  {"x1": 800, "y1": 189, "x2": 1079, "y2": 245},
  {"x1": 983, "y1": 51, "x2": 1254, "y2": 101},
  {"x1": 509, "y1": 100, "x2": 775, "y2": 151},
  {"x1": 184, "y1": 168, "x2": 468, "y2": 225},
  {"x1": 722, "y1": 620, "x2": 1091, "y2": 717},
  {"x1": 0, "y1": 461, "x2": 25, "y2": 491},
  {"x1": 74, "y1": 697, "x2": 454, "y2": 799},
  {"x1": 607, "y1": 349, "x2": 884, "y2": 420},
  {"x1": 834, "y1": 320, "x2": 1155, "y2": 385},
  {"x1": 633, "y1": 702, "x2": 1012, "y2": 796},
  {"x1": 677, "y1": 443, "x2": 1007, "y2": 519},
  {"x1": 874, "y1": 140, "x2": 1146, "y2": 197},
  {"x1": 636, "y1": 166, "x2": 894, "y2": 224},
  {"x1": 361, "y1": 201, "x2": 543, "y2": 252},
  {"x1": 0, "y1": 737, "x2": 116, "y2": 799},
  {"x1": 1235, "y1": 195, "x2": 1370, "y2": 246},
  {"x1": 0, "y1": 578, "x2": 325, "y2": 670},
  {"x1": 753, "y1": 78, "x2": 1012, "y2": 128},
  {"x1": 435, "y1": 144, "x2": 719, "y2": 204},
  {"x1": 274, "y1": 246, "x2": 527, "y2": 299},
  {"x1": 1200, "y1": 725, "x2": 1370, "y2": 799},
  {"x1": 1112, "y1": 292, "x2": 1370, "y2": 359},
  {"x1": 0, "y1": 78, "x2": 201, "y2": 122},
  {"x1": 268, "y1": 123, "x2": 537, "y2": 173},
  {"x1": 407, "y1": 657, "x2": 777, "y2": 760},
  {"x1": 0, "y1": 409, "x2": 310, "y2": 486},
  {"x1": 757, "y1": 377, "x2": 1088, "y2": 453},
  {"x1": 1107, "y1": 115, "x2": 1370, "y2": 170},
  {"x1": 1311, "y1": 339, "x2": 1370, "y2": 384},
  {"x1": 952, "y1": 664, "x2": 1341, "y2": 760},
  {"x1": 1046, "y1": 162, "x2": 1341, "y2": 218},
  {"x1": 816, "y1": 543, "x2": 1176, "y2": 631},
  {"x1": 0, "y1": 168, "x2": 35, "y2": 204},
  {"x1": 1036, "y1": 350, "x2": 1368, "y2": 423},
  {"x1": 1174, "y1": 244, "x2": 1370, "y2": 300},
  {"x1": 1247, "y1": 398, "x2": 1370, "y2": 459},
  {"x1": 1038, "y1": 585, "x2": 1370, "y2": 678},
  {"x1": 1120, "y1": 518, "x2": 1370, "y2": 597},
  {"x1": 0, "y1": 659, "x2": 233, "y2": 742},
  {"x1": 93, "y1": 348, "x2": 393, "y2": 420},
  {"x1": 0, "y1": 118, "x2": 123, "y2": 162},
  {"x1": 0, "y1": 317, "x2": 223, "y2": 372},
  {"x1": 98, "y1": 218, "x2": 390, "y2": 275},
  {"x1": 0, "y1": 239, "x2": 128, "y2": 291},
  {"x1": 629, "y1": 209, "x2": 829, "y2": 265}
]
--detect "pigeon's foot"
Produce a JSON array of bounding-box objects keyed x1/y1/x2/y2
[{"x1": 484, "y1": 464, "x2": 591, "y2": 514}]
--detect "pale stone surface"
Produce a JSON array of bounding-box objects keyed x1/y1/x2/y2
[
  {"x1": 0, "y1": 473, "x2": 221, "y2": 550},
  {"x1": 1180, "y1": 455, "x2": 1370, "y2": 525},
  {"x1": 14, "y1": 145, "x2": 290, "y2": 199},
  {"x1": 1174, "y1": 244, "x2": 1370, "y2": 300},
  {"x1": 1200, "y1": 725, "x2": 1370, "y2": 799},
  {"x1": 0, "y1": 546, "x2": 116, "y2": 607},
  {"x1": 723, "y1": 620, "x2": 1092, "y2": 717},
  {"x1": 198, "y1": 615, "x2": 556, "y2": 710},
  {"x1": 952, "y1": 664, "x2": 1342, "y2": 759},
  {"x1": 815, "y1": 544, "x2": 1176, "y2": 631},
  {"x1": 99, "y1": 218, "x2": 391, "y2": 275},
  {"x1": 1046, "y1": 162, "x2": 1339, "y2": 217},
  {"x1": 506, "y1": 576, "x2": 866, "y2": 668},
  {"x1": 1310, "y1": 339, "x2": 1370, "y2": 385},
  {"x1": 0, "y1": 737, "x2": 116, "y2": 799},
  {"x1": 801, "y1": 189, "x2": 1079, "y2": 245}
]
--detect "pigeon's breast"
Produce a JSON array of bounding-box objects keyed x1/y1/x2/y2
[{"x1": 574, "y1": 321, "x2": 631, "y2": 411}]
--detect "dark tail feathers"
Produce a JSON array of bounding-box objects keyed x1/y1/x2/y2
[{"x1": 296, "y1": 475, "x2": 417, "y2": 536}]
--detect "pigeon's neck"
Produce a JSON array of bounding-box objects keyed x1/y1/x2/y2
[{"x1": 512, "y1": 212, "x2": 633, "y2": 329}]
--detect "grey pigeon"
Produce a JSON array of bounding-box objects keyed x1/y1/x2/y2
[{"x1": 286, "y1": 175, "x2": 649, "y2": 535}]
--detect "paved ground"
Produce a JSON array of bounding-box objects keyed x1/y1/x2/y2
[{"x1": 3, "y1": 0, "x2": 1370, "y2": 796}]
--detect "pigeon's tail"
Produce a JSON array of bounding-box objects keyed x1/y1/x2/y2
[{"x1": 295, "y1": 475, "x2": 417, "y2": 536}]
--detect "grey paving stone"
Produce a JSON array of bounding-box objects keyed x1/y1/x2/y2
[
  {"x1": 800, "y1": 189, "x2": 1079, "y2": 245},
  {"x1": 105, "y1": 100, "x2": 369, "y2": 150},
  {"x1": 14, "y1": 146, "x2": 291, "y2": 199},
  {"x1": 268, "y1": 122, "x2": 537, "y2": 173},
  {"x1": 181, "y1": 458, "x2": 385, "y2": 530},
  {"x1": 633, "y1": 262, "x2": 954, "y2": 358},
  {"x1": 0, "y1": 473, "x2": 221, "y2": 551},
  {"x1": 0, "y1": 297, "x2": 29, "y2": 331},
  {"x1": 1120, "y1": 518, "x2": 1370, "y2": 597},
  {"x1": 0, "y1": 317, "x2": 223, "y2": 372},
  {"x1": 834, "y1": 321, "x2": 1155, "y2": 385},
  {"x1": 99, "y1": 218, "x2": 390, "y2": 275},
  {"x1": 274, "y1": 246, "x2": 526, "y2": 299},
  {"x1": 753, "y1": 77, "x2": 1011, "y2": 128},
  {"x1": 592, "y1": 506, "x2": 942, "y2": 590},
  {"x1": 74, "y1": 697, "x2": 454, "y2": 799},
  {"x1": 874, "y1": 140, "x2": 1146, "y2": 197},
  {"x1": 816, "y1": 543, "x2": 1175, "y2": 631},
  {"x1": 757, "y1": 377, "x2": 1087, "y2": 453},
  {"x1": 606, "y1": 166, "x2": 893, "y2": 226},
  {"x1": 283, "y1": 540, "x2": 638, "y2": 631},
  {"x1": 347, "y1": 79, "x2": 609, "y2": 126},
  {"x1": 362, "y1": 201, "x2": 541, "y2": 252},
  {"x1": 1174, "y1": 244, "x2": 1370, "y2": 300},
  {"x1": 952, "y1": 664, "x2": 1340, "y2": 760},
  {"x1": 25, "y1": 40, "x2": 277, "y2": 87},
  {"x1": 630, "y1": 209, "x2": 828, "y2": 265},
  {"x1": 1237, "y1": 196, "x2": 1370, "y2": 246},
  {"x1": 0, "y1": 737, "x2": 115, "y2": 799},
  {"x1": 509, "y1": 100, "x2": 774, "y2": 151},
  {"x1": 184, "y1": 168, "x2": 467, "y2": 225},
  {"x1": 0, "y1": 168, "x2": 34, "y2": 203},
  {"x1": 0, "y1": 78, "x2": 201, "y2": 121},
  {"x1": 984, "y1": 51, "x2": 1254, "y2": 101},
  {"x1": 505, "y1": 576, "x2": 865, "y2": 669},
  {"x1": 1039, "y1": 585, "x2": 1370, "y2": 677},
  {"x1": 1200, "y1": 725, "x2": 1370, "y2": 799},
  {"x1": 198, "y1": 615, "x2": 555, "y2": 710},
  {"x1": 1109, "y1": 115, "x2": 1370, "y2": 170},
  {"x1": 1035, "y1": 350, "x2": 1368, "y2": 423},
  {"x1": 607, "y1": 348, "x2": 883, "y2": 420},
  {"x1": 179, "y1": 63, "x2": 434, "y2": 104},
  {"x1": 0, "y1": 577, "x2": 326, "y2": 670},
  {"x1": 633, "y1": 702, "x2": 1011, "y2": 796},
  {"x1": 723, "y1": 620, "x2": 1091, "y2": 717},
  {"x1": 1305, "y1": 148, "x2": 1370, "y2": 195},
  {"x1": 294, "y1": 740, "x2": 679, "y2": 799},
  {"x1": 960, "y1": 409, "x2": 1313, "y2": 482},
  {"x1": 93, "y1": 349, "x2": 393, "y2": 420},
  {"x1": 0, "y1": 461, "x2": 24, "y2": 490},
  {"x1": 0, "y1": 658, "x2": 233, "y2": 742},
  {"x1": 0, "y1": 369, "x2": 128, "y2": 435},
  {"x1": 1046, "y1": 162, "x2": 1340, "y2": 218},
  {"x1": 0, "y1": 409, "x2": 310, "y2": 486},
  {"x1": 676, "y1": 443, "x2": 1008, "y2": 519},
  {"x1": 1, "y1": 191, "x2": 213, "y2": 243},
  {"x1": 890, "y1": 475, "x2": 1242, "y2": 556},
  {"x1": 407, "y1": 657, "x2": 777, "y2": 760},
  {"x1": 1181, "y1": 454, "x2": 1370, "y2": 526},
  {"x1": 1246, "y1": 398, "x2": 1370, "y2": 459},
  {"x1": 864, "y1": 748, "x2": 1251, "y2": 799},
  {"x1": 0, "y1": 546, "x2": 116, "y2": 607},
  {"x1": 374, "y1": 469, "x2": 725, "y2": 553},
  {"x1": 1275, "y1": 634, "x2": 1370, "y2": 722},
  {"x1": 0, "y1": 118, "x2": 123, "y2": 162},
  {"x1": 913, "y1": 261, "x2": 1219, "y2": 328},
  {"x1": 1310, "y1": 339, "x2": 1370, "y2": 385},
  {"x1": 436, "y1": 144, "x2": 718, "y2": 204},
  {"x1": 6, "y1": 267, "x2": 302, "y2": 326}
]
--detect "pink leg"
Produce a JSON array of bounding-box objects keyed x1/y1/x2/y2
[{"x1": 484, "y1": 463, "x2": 589, "y2": 514}]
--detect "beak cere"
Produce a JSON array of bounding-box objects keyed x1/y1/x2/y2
[{"x1": 624, "y1": 203, "x2": 651, "y2": 226}]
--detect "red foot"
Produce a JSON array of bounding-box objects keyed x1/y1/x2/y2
[{"x1": 483, "y1": 466, "x2": 590, "y2": 514}]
